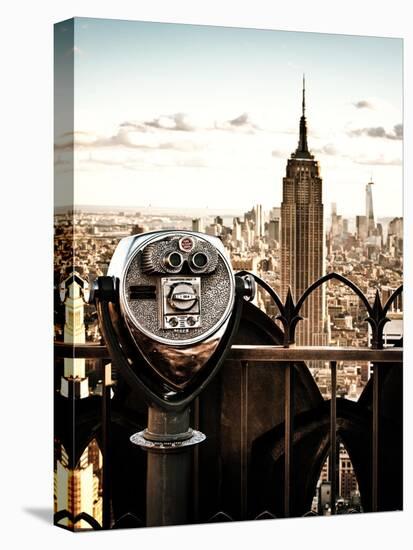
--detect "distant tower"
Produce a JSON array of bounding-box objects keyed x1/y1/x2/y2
[
  {"x1": 254, "y1": 204, "x2": 264, "y2": 238},
  {"x1": 366, "y1": 179, "x2": 375, "y2": 235},
  {"x1": 331, "y1": 203, "x2": 338, "y2": 237},
  {"x1": 192, "y1": 218, "x2": 204, "y2": 232},
  {"x1": 356, "y1": 215, "x2": 368, "y2": 242},
  {"x1": 232, "y1": 217, "x2": 242, "y2": 244},
  {"x1": 59, "y1": 272, "x2": 89, "y2": 399},
  {"x1": 281, "y1": 76, "x2": 327, "y2": 346}
]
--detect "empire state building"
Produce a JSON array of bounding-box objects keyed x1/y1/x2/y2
[{"x1": 281, "y1": 78, "x2": 327, "y2": 346}]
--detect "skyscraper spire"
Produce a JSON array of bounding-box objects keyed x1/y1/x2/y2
[
  {"x1": 302, "y1": 73, "x2": 306, "y2": 117},
  {"x1": 294, "y1": 75, "x2": 312, "y2": 159}
]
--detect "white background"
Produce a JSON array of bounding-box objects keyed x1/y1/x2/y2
[{"x1": 0, "y1": 1, "x2": 411, "y2": 549}]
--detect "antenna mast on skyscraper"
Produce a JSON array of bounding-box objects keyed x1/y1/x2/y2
[
  {"x1": 295, "y1": 74, "x2": 311, "y2": 157},
  {"x1": 302, "y1": 74, "x2": 306, "y2": 117}
]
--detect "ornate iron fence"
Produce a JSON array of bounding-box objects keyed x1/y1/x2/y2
[{"x1": 54, "y1": 273, "x2": 403, "y2": 528}]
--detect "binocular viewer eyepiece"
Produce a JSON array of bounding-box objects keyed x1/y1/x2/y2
[
  {"x1": 93, "y1": 230, "x2": 255, "y2": 409},
  {"x1": 158, "y1": 248, "x2": 211, "y2": 273}
]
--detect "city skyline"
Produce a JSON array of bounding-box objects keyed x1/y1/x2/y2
[{"x1": 54, "y1": 18, "x2": 403, "y2": 217}]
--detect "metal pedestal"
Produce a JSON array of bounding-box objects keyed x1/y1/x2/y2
[{"x1": 130, "y1": 405, "x2": 205, "y2": 527}]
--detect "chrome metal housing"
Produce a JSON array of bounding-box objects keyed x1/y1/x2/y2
[{"x1": 108, "y1": 231, "x2": 236, "y2": 349}]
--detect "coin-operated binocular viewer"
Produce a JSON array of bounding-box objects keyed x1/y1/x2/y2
[{"x1": 93, "y1": 230, "x2": 255, "y2": 526}]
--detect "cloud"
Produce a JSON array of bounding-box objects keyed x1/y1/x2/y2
[
  {"x1": 55, "y1": 129, "x2": 205, "y2": 152},
  {"x1": 273, "y1": 142, "x2": 338, "y2": 161},
  {"x1": 119, "y1": 121, "x2": 148, "y2": 132},
  {"x1": 83, "y1": 152, "x2": 208, "y2": 171},
  {"x1": 313, "y1": 143, "x2": 337, "y2": 156},
  {"x1": 353, "y1": 100, "x2": 374, "y2": 109},
  {"x1": 55, "y1": 131, "x2": 96, "y2": 151},
  {"x1": 216, "y1": 112, "x2": 260, "y2": 133},
  {"x1": 349, "y1": 124, "x2": 403, "y2": 140},
  {"x1": 144, "y1": 112, "x2": 196, "y2": 132},
  {"x1": 366, "y1": 127, "x2": 387, "y2": 138},
  {"x1": 55, "y1": 111, "x2": 263, "y2": 156},
  {"x1": 354, "y1": 155, "x2": 402, "y2": 166},
  {"x1": 86, "y1": 156, "x2": 123, "y2": 166},
  {"x1": 157, "y1": 141, "x2": 205, "y2": 152},
  {"x1": 60, "y1": 130, "x2": 91, "y2": 138},
  {"x1": 393, "y1": 123, "x2": 403, "y2": 139},
  {"x1": 229, "y1": 113, "x2": 249, "y2": 127},
  {"x1": 120, "y1": 113, "x2": 197, "y2": 132},
  {"x1": 116, "y1": 111, "x2": 262, "y2": 135}
]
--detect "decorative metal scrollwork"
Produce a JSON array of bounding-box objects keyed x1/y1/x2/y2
[{"x1": 236, "y1": 271, "x2": 403, "y2": 349}]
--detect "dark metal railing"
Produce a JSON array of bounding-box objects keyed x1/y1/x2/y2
[
  {"x1": 54, "y1": 342, "x2": 403, "y2": 362},
  {"x1": 236, "y1": 270, "x2": 403, "y2": 350},
  {"x1": 54, "y1": 272, "x2": 403, "y2": 527},
  {"x1": 55, "y1": 342, "x2": 402, "y2": 524},
  {"x1": 329, "y1": 360, "x2": 337, "y2": 516}
]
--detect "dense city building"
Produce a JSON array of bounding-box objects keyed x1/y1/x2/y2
[
  {"x1": 366, "y1": 179, "x2": 375, "y2": 235},
  {"x1": 54, "y1": 441, "x2": 103, "y2": 529},
  {"x1": 313, "y1": 444, "x2": 361, "y2": 514},
  {"x1": 280, "y1": 78, "x2": 327, "y2": 346}
]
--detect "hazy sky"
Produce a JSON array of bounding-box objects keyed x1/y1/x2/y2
[{"x1": 55, "y1": 18, "x2": 403, "y2": 217}]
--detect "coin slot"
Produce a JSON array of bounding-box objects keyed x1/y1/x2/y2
[{"x1": 129, "y1": 285, "x2": 156, "y2": 300}]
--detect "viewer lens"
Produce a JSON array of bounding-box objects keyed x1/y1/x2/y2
[
  {"x1": 192, "y1": 252, "x2": 208, "y2": 269},
  {"x1": 165, "y1": 252, "x2": 183, "y2": 269}
]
